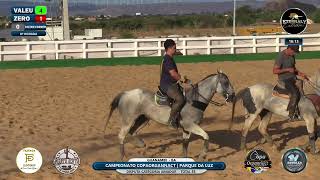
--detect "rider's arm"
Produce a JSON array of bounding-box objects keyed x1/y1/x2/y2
[
  {"x1": 164, "y1": 57, "x2": 182, "y2": 82},
  {"x1": 169, "y1": 69, "x2": 181, "y2": 81},
  {"x1": 273, "y1": 65, "x2": 294, "y2": 74}
]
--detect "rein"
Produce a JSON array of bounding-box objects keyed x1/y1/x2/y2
[
  {"x1": 306, "y1": 79, "x2": 320, "y2": 93},
  {"x1": 190, "y1": 77, "x2": 226, "y2": 107}
]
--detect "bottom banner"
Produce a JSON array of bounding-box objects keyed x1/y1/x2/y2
[
  {"x1": 117, "y1": 169, "x2": 207, "y2": 175},
  {"x1": 92, "y1": 158, "x2": 226, "y2": 175}
]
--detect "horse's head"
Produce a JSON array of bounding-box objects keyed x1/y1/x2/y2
[{"x1": 216, "y1": 69, "x2": 235, "y2": 103}]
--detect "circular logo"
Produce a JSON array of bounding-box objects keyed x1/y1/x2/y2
[
  {"x1": 16, "y1": 147, "x2": 43, "y2": 174},
  {"x1": 281, "y1": 8, "x2": 308, "y2": 34},
  {"x1": 53, "y1": 147, "x2": 80, "y2": 174},
  {"x1": 282, "y1": 148, "x2": 307, "y2": 173},
  {"x1": 244, "y1": 149, "x2": 272, "y2": 174}
]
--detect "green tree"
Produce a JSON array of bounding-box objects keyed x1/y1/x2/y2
[{"x1": 311, "y1": 9, "x2": 320, "y2": 23}]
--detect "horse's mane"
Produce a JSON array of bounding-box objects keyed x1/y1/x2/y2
[
  {"x1": 195, "y1": 73, "x2": 228, "y2": 85},
  {"x1": 198, "y1": 74, "x2": 217, "y2": 83}
]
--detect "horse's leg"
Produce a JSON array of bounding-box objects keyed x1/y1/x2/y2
[
  {"x1": 304, "y1": 115, "x2": 319, "y2": 154},
  {"x1": 258, "y1": 112, "x2": 279, "y2": 151},
  {"x1": 118, "y1": 119, "x2": 136, "y2": 160},
  {"x1": 305, "y1": 117, "x2": 319, "y2": 154},
  {"x1": 183, "y1": 123, "x2": 209, "y2": 161},
  {"x1": 241, "y1": 113, "x2": 259, "y2": 151},
  {"x1": 182, "y1": 130, "x2": 191, "y2": 157},
  {"x1": 126, "y1": 115, "x2": 148, "y2": 148}
]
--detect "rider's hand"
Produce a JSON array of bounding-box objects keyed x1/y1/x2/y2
[
  {"x1": 287, "y1": 68, "x2": 295, "y2": 73},
  {"x1": 302, "y1": 74, "x2": 310, "y2": 80},
  {"x1": 183, "y1": 76, "x2": 192, "y2": 84},
  {"x1": 298, "y1": 72, "x2": 308, "y2": 80}
]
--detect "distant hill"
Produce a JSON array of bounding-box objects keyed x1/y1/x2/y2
[
  {"x1": 265, "y1": 0, "x2": 317, "y2": 13},
  {"x1": 0, "y1": 1, "x2": 265, "y2": 16}
]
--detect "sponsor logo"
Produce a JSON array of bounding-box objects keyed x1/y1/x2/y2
[
  {"x1": 282, "y1": 148, "x2": 307, "y2": 173},
  {"x1": 281, "y1": 8, "x2": 307, "y2": 34},
  {"x1": 53, "y1": 147, "x2": 80, "y2": 174},
  {"x1": 244, "y1": 149, "x2": 272, "y2": 174},
  {"x1": 16, "y1": 147, "x2": 43, "y2": 173}
]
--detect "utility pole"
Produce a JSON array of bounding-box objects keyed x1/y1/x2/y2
[
  {"x1": 233, "y1": 0, "x2": 236, "y2": 36},
  {"x1": 62, "y1": 0, "x2": 70, "y2": 40}
]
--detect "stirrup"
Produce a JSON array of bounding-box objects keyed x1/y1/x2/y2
[
  {"x1": 169, "y1": 118, "x2": 179, "y2": 129},
  {"x1": 168, "y1": 114, "x2": 180, "y2": 129}
]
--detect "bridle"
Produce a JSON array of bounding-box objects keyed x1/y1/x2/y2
[{"x1": 189, "y1": 74, "x2": 230, "y2": 107}]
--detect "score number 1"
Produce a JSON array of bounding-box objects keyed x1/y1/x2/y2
[{"x1": 35, "y1": 15, "x2": 46, "y2": 22}]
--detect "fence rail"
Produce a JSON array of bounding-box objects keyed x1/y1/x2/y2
[{"x1": 1, "y1": 34, "x2": 320, "y2": 61}]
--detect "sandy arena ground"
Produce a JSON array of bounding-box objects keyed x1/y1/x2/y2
[{"x1": 0, "y1": 59, "x2": 320, "y2": 180}]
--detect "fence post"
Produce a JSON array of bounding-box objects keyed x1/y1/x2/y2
[
  {"x1": 158, "y1": 40, "x2": 162, "y2": 56},
  {"x1": 230, "y1": 37, "x2": 235, "y2": 54},
  {"x1": 108, "y1": 42, "x2": 112, "y2": 58},
  {"x1": 207, "y1": 39, "x2": 211, "y2": 55},
  {"x1": 55, "y1": 42, "x2": 59, "y2": 60},
  {"x1": 26, "y1": 43, "x2": 31, "y2": 60},
  {"x1": 82, "y1": 42, "x2": 87, "y2": 59},
  {"x1": 134, "y1": 41, "x2": 138, "y2": 57},
  {"x1": 276, "y1": 37, "x2": 280, "y2": 52},
  {"x1": 252, "y1": 37, "x2": 257, "y2": 53},
  {"x1": 182, "y1": 39, "x2": 186, "y2": 56},
  {"x1": 0, "y1": 44, "x2": 2, "y2": 61}
]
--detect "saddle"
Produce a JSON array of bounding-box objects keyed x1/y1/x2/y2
[
  {"x1": 272, "y1": 79, "x2": 305, "y2": 99},
  {"x1": 154, "y1": 86, "x2": 174, "y2": 106},
  {"x1": 154, "y1": 85, "x2": 188, "y2": 106}
]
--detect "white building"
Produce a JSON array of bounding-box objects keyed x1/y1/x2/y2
[
  {"x1": 40, "y1": 26, "x2": 64, "y2": 41},
  {"x1": 73, "y1": 29, "x2": 103, "y2": 40}
]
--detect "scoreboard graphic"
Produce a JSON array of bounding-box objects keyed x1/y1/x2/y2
[{"x1": 11, "y1": 6, "x2": 47, "y2": 36}]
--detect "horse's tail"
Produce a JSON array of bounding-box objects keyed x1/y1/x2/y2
[
  {"x1": 229, "y1": 88, "x2": 251, "y2": 130},
  {"x1": 104, "y1": 92, "x2": 125, "y2": 134}
]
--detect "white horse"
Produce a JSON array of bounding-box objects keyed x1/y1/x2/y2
[
  {"x1": 104, "y1": 70, "x2": 235, "y2": 160},
  {"x1": 230, "y1": 71, "x2": 320, "y2": 154}
]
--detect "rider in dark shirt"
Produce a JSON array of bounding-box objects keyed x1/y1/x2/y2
[
  {"x1": 160, "y1": 39, "x2": 186, "y2": 129},
  {"x1": 273, "y1": 45, "x2": 309, "y2": 120}
]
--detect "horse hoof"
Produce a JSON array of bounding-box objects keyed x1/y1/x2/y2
[
  {"x1": 272, "y1": 144, "x2": 280, "y2": 152},
  {"x1": 240, "y1": 144, "x2": 247, "y2": 152},
  {"x1": 299, "y1": 143, "x2": 310, "y2": 152},
  {"x1": 182, "y1": 152, "x2": 188, "y2": 158},
  {"x1": 131, "y1": 139, "x2": 145, "y2": 148},
  {"x1": 198, "y1": 152, "x2": 207, "y2": 162},
  {"x1": 311, "y1": 149, "x2": 320, "y2": 155},
  {"x1": 119, "y1": 156, "x2": 124, "y2": 161},
  {"x1": 198, "y1": 156, "x2": 206, "y2": 162}
]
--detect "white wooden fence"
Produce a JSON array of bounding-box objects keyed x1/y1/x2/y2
[{"x1": 1, "y1": 34, "x2": 320, "y2": 61}]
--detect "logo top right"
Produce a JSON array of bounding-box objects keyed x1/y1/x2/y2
[{"x1": 281, "y1": 8, "x2": 308, "y2": 34}]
